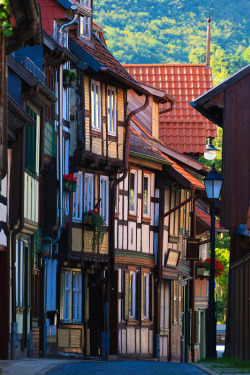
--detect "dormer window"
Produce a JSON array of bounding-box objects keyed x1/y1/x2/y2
[
  {"x1": 79, "y1": 15, "x2": 91, "y2": 40},
  {"x1": 53, "y1": 20, "x2": 68, "y2": 48},
  {"x1": 80, "y1": 0, "x2": 91, "y2": 9}
]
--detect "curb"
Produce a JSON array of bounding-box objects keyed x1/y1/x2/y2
[{"x1": 190, "y1": 363, "x2": 218, "y2": 375}]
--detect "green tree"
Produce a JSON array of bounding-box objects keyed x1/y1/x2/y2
[{"x1": 215, "y1": 247, "x2": 229, "y2": 323}]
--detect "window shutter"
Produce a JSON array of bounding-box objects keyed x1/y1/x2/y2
[
  {"x1": 150, "y1": 273, "x2": 154, "y2": 321},
  {"x1": 124, "y1": 270, "x2": 130, "y2": 320},
  {"x1": 82, "y1": 273, "x2": 88, "y2": 322},
  {"x1": 60, "y1": 271, "x2": 65, "y2": 321},
  {"x1": 140, "y1": 272, "x2": 145, "y2": 321}
]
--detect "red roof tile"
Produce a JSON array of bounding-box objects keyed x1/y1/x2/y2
[
  {"x1": 124, "y1": 64, "x2": 217, "y2": 154},
  {"x1": 70, "y1": 33, "x2": 140, "y2": 88},
  {"x1": 196, "y1": 207, "x2": 224, "y2": 231},
  {"x1": 131, "y1": 127, "x2": 204, "y2": 191}
]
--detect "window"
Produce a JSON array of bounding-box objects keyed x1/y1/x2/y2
[
  {"x1": 61, "y1": 270, "x2": 82, "y2": 323},
  {"x1": 143, "y1": 174, "x2": 150, "y2": 217},
  {"x1": 129, "y1": 170, "x2": 137, "y2": 215},
  {"x1": 107, "y1": 86, "x2": 116, "y2": 134},
  {"x1": 16, "y1": 239, "x2": 30, "y2": 308},
  {"x1": 72, "y1": 272, "x2": 82, "y2": 322},
  {"x1": 172, "y1": 281, "x2": 183, "y2": 325},
  {"x1": 84, "y1": 173, "x2": 94, "y2": 212},
  {"x1": 100, "y1": 175, "x2": 109, "y2": 223},
  {"x1": 80, "y1": 0, "x2": 91, "y2": 8},
  {"x1": 91, "y1": 80, "x2": 101, "y2": 130},
  {"x1": 79, "y1": 15, "x2": 91, "y2": 40},
  {"x1": 152, "y1": 100, "x2": 159, "y2": 139},
  {"x1": 115, "y1": 185, "x2": 119, "y2": 213},
  {"x1": 46, "y1": 258, "x2": 57, "y2": 312},
  {"x1": 160, "y1": 280, "x2": 170, "y2": 333},
  {"x1": 129, "y1": 272, "x2": 136, "y2": 319},
  {"x1": 169, "y1": 188, "x2": 181, "y2": 240},
  {"x1": 73, "y1": 172, "x2": 83, "y2": 222},
  {"x1": 25, "y1": 103, "x2": 40, "y2": 174}
]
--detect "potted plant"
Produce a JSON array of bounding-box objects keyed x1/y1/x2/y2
[
  {"x1": 70, "y1": 71, "x2": 76, "y2": 88},
  {"x1": 196, "y1": 258, "x2": 224, "y2": 277},
  {"x1": 63, "y1": 173, "x2": 77, "y2": 192},
  {"x1": 63, "y1": 69, "x2": 71, "y2": 87},
  {"x1": 83, "y1": 206, "x2": 106, "y2": 251}
]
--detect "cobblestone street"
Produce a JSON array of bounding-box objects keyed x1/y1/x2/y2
[{"x1": 47, "y1": 361, "x2": 206, "y2": 375}]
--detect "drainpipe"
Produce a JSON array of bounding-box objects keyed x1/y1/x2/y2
[
  {"x1": 155, "y1": 186, "x2": 196, "y2": 360},
  {"x1": 101, "y1": 94, "x2": 150, "y2": 361},
  {"x1": 10, "y1": 84, "x2": 39, "y2": 359}
]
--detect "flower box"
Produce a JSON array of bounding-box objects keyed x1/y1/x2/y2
[
  {"x1": 197, "y1": 268, "x2": 210, "y2": 277},
  {"x1": 63, "y1": 174, "x2": 77, "y2": 192}
]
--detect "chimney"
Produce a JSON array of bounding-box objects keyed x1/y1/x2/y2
[{"x1": 206, "y1": 7, "x2": 211, "y2": 67}]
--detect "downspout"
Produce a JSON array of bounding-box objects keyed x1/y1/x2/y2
[
  {"x1": 11, "y1": 84, "x2": 39, "y2": 360},
  {"x1": 102, "y1": 94, "x2": 150, "y2": 361}
]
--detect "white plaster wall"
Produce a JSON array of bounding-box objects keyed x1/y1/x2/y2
[
  {"x1": 142, "y1": 224, "x2": 149, "y2": 253},
  {"x1": 115, "y1": 219, "x2": 118, "y2": 249},
  {"x1": 124, "y1": 195, "x2": 128, "y2": 221},
  {"x1": 118, "y1": 329, "x2": 121, "y2": 354},
  {"x1": 124, "y1": 174, "x2": 128, "y2": 191},
  {"x1": 136, "y1": 329, "x2": 140, "y2": 353},
  {"x1": 149, "y1": 230, "x2": 154, "y2": 254},
  {"x1": 127, "y1": 327, "x2": 135, "y2": 353},
  {"x1": 138, "y1": 170, "x2": 142, "y2": 194},
  {"x1": 119, "y1": 191, "x2": 123, "y2": 220},
  {"x1": 128, "y1": 221, "x2": 137, "y2": 251},
  {"x1": 118, "y1": 225, "x2": 123, "y2": 249},
  {"x1": 137, "y1": 198, "x2": 142, "y2": 223},
  {"x1": 122, "y1": 329, "x2": 127, "y2": 353},
  {"x1": 137, "y1": 228, "x2": 141, "y2": 252},
  {"x1": 160, "y1": 336, "x2": 168, "y2": 358},
  {"x1": 141, "y1": 327, "x2": 149, "y2": 353},
  {"x1": 123, "y1": 225, "x2": 128, "y2": 250},
  {"x1": 149, "y1": 330, "x2": 153, "y2": 354}
]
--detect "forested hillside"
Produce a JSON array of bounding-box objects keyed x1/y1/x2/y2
[{"x1": 94, "y1": 0, "x2": 250, "y2": 81}]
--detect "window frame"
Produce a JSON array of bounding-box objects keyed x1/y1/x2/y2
[
  {"x1": 142, "y1": 172, "x2": 151, "y2": 219},
  {"x1": 91, "y1": 80, "x2": 101, "y2": 131},
  {"x1": 79, "y1": 15, "x2": 91, "y2": 41},
  {"x1": 83, "y1": 172, "x2": 94, "y2": 213},
  {"x1": 61, "y1": 270, "x2": 82, "y2": 323},
  {"x1": 73, "y1": 171, "x2": 83, "y2": 222},
  {"x1": 129, "y1": 169, "x2": 137, "y2": 216},
  {"x1": 143, "y1": 273, "x2": 150, "y2": 320},
  {"x1": 79, "y1": 0, "x2": 91, "y2": 9},
  {"x1": 107, "y1": 86, "x2": 116, "y2": 135},
  {"x1": 100, "y1": 175, "x2": 109, "y2": 224}
]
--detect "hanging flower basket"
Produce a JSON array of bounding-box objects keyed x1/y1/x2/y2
[
  {"x1": 83, "y1": 207, "x2": 106, "y2": 250},
  {"x1": 63, "y1": 174, "x2": 77, "y2": 192},
  {"x1": 196, "y1": 258, "x2": 224, "y2": 278},
  {"x1": 63, "y1": 69, "x2": 71, "y2": 88}
]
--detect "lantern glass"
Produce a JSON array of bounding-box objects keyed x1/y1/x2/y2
[{"x1": 203, "y1": 165, "x2": 223, "y2": 199}]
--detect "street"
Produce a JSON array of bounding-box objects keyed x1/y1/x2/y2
[{"x1": 47, "y1": 361, "x2": 206, "y2": 375}]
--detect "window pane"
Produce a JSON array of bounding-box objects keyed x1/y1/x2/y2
[
  {"x1": 143, "y1": 176, "x2": 149, "y2": 215},
  {"x1": 130, "y1": 173, "x2": 135, "y2": 212}
]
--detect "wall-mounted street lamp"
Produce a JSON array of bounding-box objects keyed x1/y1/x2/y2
[
  {"x1": 203, "y1": 164, "x2": 223, "y2": 358},
  {"x1": 204, "y1": 138, "x2": 220, "y2": 161}
]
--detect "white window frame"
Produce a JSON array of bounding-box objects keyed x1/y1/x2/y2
[
  {"x1": 79, "y1": 15, "x2": 91, "y2": 40},
  {"x1": 129, "y1": 271, "x2": 136, "y2": 319},
  {"x1": 100, "y1": 175, "x2": 109, "y2": 224},
  {"x1": 144, "y1": 273, "x2": 150, "y2": 320},
  {"x1": 143, "y1": 173, "x2": 150, "y2": 217},
  {"x1": 91, "y1": 80, "x2": 101, "y2": 131},
  {"x1": 107, "y1": 86, "x2": 116, "y2": 135},
  {"x1": 84, "y1": 173, "x2": 94, "y2": 212},
  {"x1": 72, "y1": 272, "x2": 82, "y2": 323},
  {"x1": 80, "y1": 0, "x2": 91, "y2": 8},
  {"x1": 64, "y1": 271, "x2": 71, "y2": 322},
  {"x1": 129, "y1": 170, "x2": 137, "y2": 215},
  {"x1": 53, "y1": 20, "x2": 68, "y2": 47},
  {"x1": 73, "y1": 172, "x2": 83, "y2": 222}
]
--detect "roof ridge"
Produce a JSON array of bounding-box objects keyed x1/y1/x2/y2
[{"x1": 124, "y1": 63, "x2": 208, "y2": 67}]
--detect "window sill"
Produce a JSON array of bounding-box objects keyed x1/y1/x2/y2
[
  {"x1": 91, "y1": 127, "x2": 101, "y2": 132},
  {"x1": 142, "y1": 217, "x2": 151, "y2": 224},
  {"x1": 128, "y1": 214, "x2": 137, "y2": 221},
  {"x1": 108, "y1": 131, "x2": 117, "y2": 137},
  {"x1": 141, "y1": 320, "x2": 151, "y2": 326},
  {"x1": 127, "y1": 319, "x2": 138, "y2": 326}
]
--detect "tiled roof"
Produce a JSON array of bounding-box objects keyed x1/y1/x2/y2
[
  {"x1": 196, "y1": 207, "x2": 224, "y2": 231},
  {"x1": 70, "y1": 33, "x2": 141, "y2": 88},
  {"x1": 131, "y1": 127, "x2": 204, "y2": 191},
  {"x1": 124, "y1": 64, "x2": 217, "y2": 154}
]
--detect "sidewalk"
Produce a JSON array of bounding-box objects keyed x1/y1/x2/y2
[
  {"x1": 0, "y1": 359, "x2": 72, "y2": 375},
  {"x1": 192, "y1": 362, "x2": 250, "y2": 375}
]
